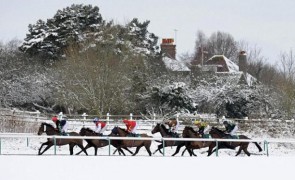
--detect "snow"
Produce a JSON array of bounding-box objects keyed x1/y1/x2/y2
[
  {"x1": 0, "y1": 123, "x2": 295, "y2": 180},
  {"x1": 223, "y1": 55, "x2": 239, "y2": 72},
  {"x1": 0, "y1": 154, "x2": 294, "y2": 180},
  {"x1": 162, "y1": 56, "x2": 190, "y2": 71}
]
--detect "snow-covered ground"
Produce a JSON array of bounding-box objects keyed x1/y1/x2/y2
[
  {"x1": 1, "y1": 155, "x2": 294, "y2": 180},
  {"x1": 1, "y1": 130, "x2": 294, "y2": 180}
]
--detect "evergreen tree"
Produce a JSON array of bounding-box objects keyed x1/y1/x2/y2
[{"x1": 20, "y1": 4, "x2": 104, "y2": 60}]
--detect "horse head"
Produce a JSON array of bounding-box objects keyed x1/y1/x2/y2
[
  {"x1": 37, "y1": 122, "x2": 57, "y2": 136},
  {"x1": 37, "y1": 123, "x2": 46, "y2": 135},
  {"x1": 151, "y1": 123, "x2": 161, "y2": 134},
  {"x1": 182, "y1": 126, "x2": 198, "y2": 138},
  {"x1": 79, "y1": 127, "x2": 96, "y2": 136},
  {"x1": 151, "y1": 123, "x2": 169, "y2": 136},
  {"x1": 209, "y1": 126, "x2": 226, "y2": 138}
]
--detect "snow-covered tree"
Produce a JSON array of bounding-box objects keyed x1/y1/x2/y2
[{"x1": 20, "y1": 4, "x2": 105, "y2": 60}]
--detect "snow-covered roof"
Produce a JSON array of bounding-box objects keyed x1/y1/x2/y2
[
  {"x1": 162, "y1": 56, "x2": 190, "y2": 71},
  {"x1": 207, "y1": 55, "x2": 239, "y2": 72},
  {"x1": 207, "y1": 55, "x2": 257, "y2": 86}
]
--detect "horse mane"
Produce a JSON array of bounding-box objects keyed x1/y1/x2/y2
[
  {"x1": 118, "y1": 127, "x2": 129, "y2": 134},
  {"x1": 184, "y1": 126, "x2": 194, "y2": 131},
  {"x1": 84, "y1": 127, "x2": 95, "y2": 132},
  {"x1": 184, "y1": 126, "x2": 198, "y2": 134},
  {"x1": 41, "y1": 122, "x2": 55, "y2": 129},
  {"x1": 160, "y1": 123, "x2": 169, "y2": 134},
  {"x1": 82, "y1": 127, "x2": 96, "y2": 133},
  {"x1": 211, "y1": 126, "x2": 224, "y2": 134}
]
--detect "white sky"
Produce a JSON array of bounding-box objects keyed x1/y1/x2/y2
[{"x1": 1, "y1": 0, "x2": 295, "y2": 64}]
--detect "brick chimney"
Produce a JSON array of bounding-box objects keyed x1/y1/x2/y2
[
  {"x1": 239, "y1": 51, "x2": 247, "y2": 73},
  {"x1": 160, "y1": 38, "x2": 176, "y2": 59}
]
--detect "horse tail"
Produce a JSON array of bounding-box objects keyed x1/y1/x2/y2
[
  {"x1": 154, "y1": 140, "x2": 162, "y2": 143},
  {"x1": 252, "y1": 142, "x2": 263, "y2": 152}
]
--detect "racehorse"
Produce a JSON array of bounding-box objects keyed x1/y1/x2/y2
[
  {"x1": 171, "y1": 126, "x2": 216, "y2": 156},
  {"x1": 151, "y1": 123, "x2": 194, "y2": 156},
  {"x1": 37, "y1": 122, "x2": 88, "y2": 155},
  {"x1": 110, "y1": 126, "x2": 152, "y2": 156},
  {"x1": 208, "y1": 126, "x2": 263, "y2": 156},
  {"x1": 77, "y1": 127, "x2": 133, "y2": 156}
]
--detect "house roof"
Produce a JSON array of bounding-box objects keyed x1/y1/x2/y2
[
  {"x1": 206, "y1": 55, "x2": 239, "y2": 72},
  {"x1": 205, "y1": 55, "x2": 257, "y2": 86},
  {"x1": 162, "y1": 56, "x2": 190, "y2": 71}
]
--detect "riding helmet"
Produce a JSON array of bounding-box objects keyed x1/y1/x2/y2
[{"x1": 52, "y1": 116, "x2": 58, "y2": 122}]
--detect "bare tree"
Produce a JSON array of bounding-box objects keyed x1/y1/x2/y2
[
  {"x1": 192, "y1": 31, "x2": 238, "y2": 65},
  {"x1": 277, "y1": 50, "x2": 295, "y2": 118}
]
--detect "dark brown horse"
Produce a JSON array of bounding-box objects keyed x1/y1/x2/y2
[
  {"x1": 151, "y1": 123, "x2": 194, "y2": 156},
  {"x1": 173, "y1": 126, "x2": 216, "y2": 156},
  {"x1": 208, "y1": 126, "x2": 263, "y2": 156},
  {"x1": 110, "y1": 126, "x2": 152, "y2": 156},
  {"x1": 37, "y1": 122, "x2": 88, "y2": 155},
  {"x1": 77, "y1": 127, "x2": 133, "y2": 156}
]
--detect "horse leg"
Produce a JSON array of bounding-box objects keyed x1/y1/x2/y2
[
  {"x1": 242, "y1": 144, "x2": 251, "y2": 156},
  {"x1": 172, "y1": 143, "x2": 184, "y2": 156},
  {"x1": 38, "y1": 141, "x2": 49, "y2": 155},
  {"x1": 190, "y1": 149, "x2": 197, "y2": 156},
  {"x1": 76, "y1": 143, "x2": 88, "y2": 156},
  {"x1": 144, "y1": 144, "x2": 152, "y2": 156},
  {"x1": 94, "y1": 147, "x2": 98, "y2": 156},
  {"x1": 118, "y1": 148, "x2": 126, "y2": 156},
  {"x1": 113, "y1": 148, "x2": 118, "y2": 155},
  {"x1": 69, "y1": 143, "x2": 75, "y2": 155},
  {"x1": 181, "y1": 148, "x2": 187, "y2": 156},
  {"x1": 253, "y1": 142, "x2": 263, "y2": 152},
  {"x1": 132, "y1": 146, "x2": 142, "y2": 156},
  {"x1": 76, "y1": 144, "x2": 91, "y2": 155},
  {"x1": 39, "y1": 142, "x2": 53, "y2": 155},
  {"x1": 123, "y1": 147, "x2": 134, "y2": 155},
  {"x1": 153, "y1": 144, "x2": 163, "y2": 155},
  {"x1": 207, "y1": 144, "x2": 216, "y2": 156},
  {"x1": 235, "y1": 146, "x2": 243, "y2": 156}
]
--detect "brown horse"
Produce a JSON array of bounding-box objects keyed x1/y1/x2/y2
[
  {"x1": 77, "y1": 127, "x2": 133, "y2": 156},
  {"x1": 37, "y1": 122, "x2": 88, "y2": 155},
  {"x1": 151, "y1": 123, "x2": 195, "y2": 156},
  {"x1": 175, "y1": 126, "x2": 216, "y2": 156},
  {"x1": 208, "y1": 126, "x2": 263, "y2": 156},
  {"x1": 110, "y1": 126, "x2": 152, "y2": 156}
]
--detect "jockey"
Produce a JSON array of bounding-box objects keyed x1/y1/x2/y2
[
  {"x1": 166, "y1": 118, "x2": 179, "y2": 137},
  {"x1": 223, "y1": 120, "x2": 238, "y2": 138},
  {"x1": 93, "y1": 117, "x2": 107, "y2": 135},
  {"x1": 194, "y1": 120, "x2": 210, "y2": 138},
  {"x1": 52, "y1": 115, "x2": 68, "y2": 135},
  {"x1": 123, "y1": 119, "x2": 138, "y2": 137}
]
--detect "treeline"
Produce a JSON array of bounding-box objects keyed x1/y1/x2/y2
[{"x1": 1, "y1": 4, "x2": 295, "y2": 118}]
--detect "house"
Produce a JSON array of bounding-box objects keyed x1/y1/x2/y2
[
  {"x1": 200, "y1": 52, "x2": 257, "y2": 86},
  {"x1": 160, "y1": 38, "x2": 256, "y2": 86},
  {"x1": 160, "y1": 38, "x2": 190, "y2": 72}
]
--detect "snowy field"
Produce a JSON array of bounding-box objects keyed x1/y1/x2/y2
[{"x1": 1, "y1": 132, "x2": 295, "y2": 180}]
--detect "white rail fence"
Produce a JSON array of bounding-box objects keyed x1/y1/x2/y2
[{"x1": 0, "y1": 134, "x2": 295, "y2": 157}]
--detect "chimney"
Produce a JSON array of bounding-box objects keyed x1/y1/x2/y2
[
  {"x1": 160, "y1": 38, "x2": 176, "y2": 59},
  {"x1": 239, "y1": 51, "x2": 247, "y2": 73}
]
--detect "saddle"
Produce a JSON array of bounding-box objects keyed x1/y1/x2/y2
[
  {"x1": 60, "y1": 132, "x2": 69, "y2": 136},
  {"x1": 202, "y1": 134, "x2": 211, "y2": 138},
  {"x1": 170, "y1": 132, "x2": 179, "y2": 138},
  {"x1": 127, "y1": 133, "x2": 140, "y2": 137},
  {"x1": 225, "y1": 134, "x2": 239, "y2": 139}
]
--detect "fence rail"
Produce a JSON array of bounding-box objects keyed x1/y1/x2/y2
[{"x1": 0, "y1": 134, "x2": 294, "y2": 157}]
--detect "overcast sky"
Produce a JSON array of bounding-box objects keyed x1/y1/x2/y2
[{"x1": 0, "y1": 0, "x2": 294, "y2": 64}]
